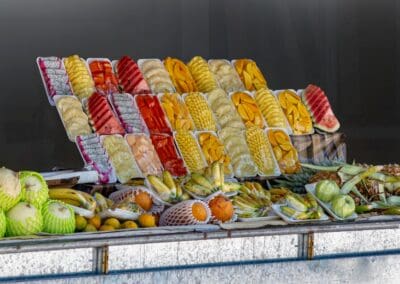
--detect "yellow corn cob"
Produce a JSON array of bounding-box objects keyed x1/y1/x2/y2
[
  {"x1": 254, "y1": 88, "x2": 287, "y2": 129},
  {"x1": 175, "y1": 131, "x2": 205, "y2": 172},
  {"x1": 245, "y1": 126, "x2": 275, "y2": 175},
  {"x1": 187, "y1": 56, "x2": 218, "y2": 93},
  {"x1": 184, "y1": 92, "x2": 217, "y2": 131}
]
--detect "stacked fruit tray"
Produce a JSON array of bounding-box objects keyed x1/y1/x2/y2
[{"x1": 38, "y1": 55, "x2": 341, "y2": 184}]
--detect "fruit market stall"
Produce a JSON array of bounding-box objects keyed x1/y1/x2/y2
[{"x1": 0, "y1": 55, "x2": 399, "y2": 282}]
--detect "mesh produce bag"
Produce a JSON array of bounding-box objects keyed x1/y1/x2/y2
[
  {"x1": 109, "y1": 185, "x2": 165, "y2": 214},
  {"x1": 160, "y1": 200, "x2": 211, "y2": 226}
]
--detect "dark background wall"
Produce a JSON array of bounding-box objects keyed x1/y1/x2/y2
[{"x1": 0, "y1": 0, "x2": 398, "y2": 171}]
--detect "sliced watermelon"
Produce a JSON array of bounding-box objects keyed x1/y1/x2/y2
[{"x1": 302, "y1": 84, "x2": 340, "y2": 133}]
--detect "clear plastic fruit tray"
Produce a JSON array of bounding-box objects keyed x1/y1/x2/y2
[
  {"x1": 157, "y1": 93, "x2": 196, "y2": 132},
  {"x1": 125, "y1": 133, "x2": 164, "y2": 176},
  {"x1": 228, "y1": 90, "x2": 268, "y2": 129},
  {"x1": 137, "y1": 58, "x2": 176, "y2": 94},
  {"x1": 53, "y1": 95, "x2": 92, "y2": 142},
  {"x1": 194, "y1": 130, "x2": 234, "y2": 178},
  {"x1": 237, "y1": 211, "x2": 280, "y2": 222},
  {"x1": 71, "y1": 205, "x2": 95, "y2": 219},
  {"x1": 108, "y1": 93, "x2": 149, "y2": 134},
  {"x1": 98, "y1": 208, "x2": 141, "y2": 220},
  {"x1": 305, "y1": 183, "x2": 358, "y2": 221},
  {"x1": 272, "y1": 204, "x2": 330, "y2": 224},
  {"x1": 75, "y1": 134, "x2": 117, "y2": 184},
  {"x1": 36, "y1": 56, "x2": 73, "y2": 106},
  {"x1": 273, "y1": 89, "x2": 314, "y2": 136},
  {"x1": 100, "y1": 134, "x2": 144, "y2": 183},
  {"x1": 182, "y1": 92, "x2": 220, "y2": 131},
  {"x1": 133, "y1": 94, "x2": 173, "y2": 135},
  {"x1": 62, "y1": 56, "x2": 94, "y2": 101},
  {"x1": 208, "y1": 59, "x2": 245, "y2": 93},
  {"x1": 173, "y1": 131, "x2": 208, "y2": 174}
]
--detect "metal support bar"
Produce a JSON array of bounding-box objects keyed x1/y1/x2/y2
[
  {"x1": 93, "y1": 246, "x2": 109, "y2": 274},
  {"x1": 298, "y1": 232, "x2": 314, "y2": 260}
]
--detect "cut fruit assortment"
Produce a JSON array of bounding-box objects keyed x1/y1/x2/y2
[
  {"x1": 87, "y1": 92, "x2": 125, "y2": 135},
  {"x1": 87, "y1": 59, "x2": 118, "y2": 95},
  {"x1": 63, "y1": 55, "x2": 96, "y2": 100},
  {"x1": 301, "y1": 84, "x2": 340, "y2": 133},
  {"x1": 136, "y1": 95, "x2": 172, "y2": 134},
  {"x1": 164, "y1": 57, "x2": 197, "y2": 93},
  {"x1": 184, "y1": 92, "x2": 217, "y2": 131},
  {"x1": 109, "y1": 93, "x2": 147, "y2": 133},
  {"x1": 277, "y1": 90, "x2": 313, "y2": 135},
  {"x1": 159, "y1": 93, "x2": 195, "y2": 131},
  {"x1": 102, "y1": 135, "x2": 143, "y2": 183},
  {"x1": 187, "y1": 56, "x2": 218, "y2": 93},
  {"x1": 233, "y1": 59, "x2": 267, "y2": 91},
  {"x1": 115, "y1": 56, "x2": 150, "y2": 94},
  {"x1": 126, "y1": 134, "x2": 163, "y2": 176},
  {"x1": 37, "y1": 57, "x2": 72, "y2": 104},
  {"x1": 55, "y1": 96, "x2": 92, "y2": 141},
  {"x1": 254, "y1": 88, "x2": 289, "y2": 130},
  {"x1": 139, "y1": 59, "x2": 175, "y2": 93},
  {"x1": 150, "y1": 133, "x2": 187, "y2": 177},
  {"x1": 267, "y1": 129, "x2": 300, "y2": 174},
  {"x1": 231, "y1": 91, "x2": 265, "y2": 129},
  {"x1": 174, "y1": 131, "x2": 207, "y2": 173},
  {"x1": 76, "y1": 134, "x2": 115, "y2": 184},
  {"x1": 208, "y1": 59, "x2": 244, "y2": 93}
]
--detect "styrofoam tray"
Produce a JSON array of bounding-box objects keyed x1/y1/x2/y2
[
  {"x1": 53, "y1": 95, "x2": 92, "y2": 142},
  {"x1": 182, "y1": 92, "x2": 220, "y2": 131},
  {"x1": 228, "y1": 90, "x2": 268, "y2": 129},
  {"x1": 173, "y1": 130, "x2": 207, "y2": 174},
  {"x1": 137, "y1": 58, "x2": 176, "y2": 93},
  {"x1": 157, "y1": 93, "x2": 196, "y2": 132},
  {"x1": 108, "y1": 93, "x2": 149, "y2": 134},
  {"x1": 305, "y1": 183, "x2": 358, "y2": 221},
  {"x1": 208, "y1": 59, "x2": 244, "y2": 92},
  {"x1": 36, "y1": 56, "x2": 72, "y2": 106},
  {"x1": 272, "y1": 204, "x2": 330, "y2": 224},
  {"x1": 100, "y1": 134, "x2": 144, "y2": 183},
  {"x1": 194, "y1": 130, "x2": 234, "y2": 178},
  {"x1": 238, "y1": 211, "x2": 280, "y2": 222},
  {"x1": 273, "y1": 89, "x2": 314, "y2": 136},
  {"x1": 134, "y1": 94, "x2": 173, "y2": 134}
]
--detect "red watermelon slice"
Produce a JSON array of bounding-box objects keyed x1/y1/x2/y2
[{"x1": 302, "y1": 84, "x2": 340, "y2": 133}]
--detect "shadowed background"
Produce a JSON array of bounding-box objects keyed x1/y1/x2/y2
[{"x1": 0, "y1": 0, "x2": 398, "y2": 170}]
